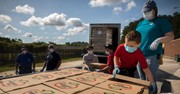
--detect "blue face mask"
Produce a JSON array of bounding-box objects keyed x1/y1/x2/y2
[{"x1": 124, "y1": 45, "x2": 137, "y2": 53}]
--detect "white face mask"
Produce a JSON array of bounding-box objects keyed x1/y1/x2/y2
[
  {"x1": 143, "y1": 10, "x2": 154, "y2": 20},
  {"x1": 105, "y1": 51, "x2": 110, "y2": 55},
  {"x1": 22, "y1": 50, "x2": 27, "y2": 54},
  {"x1": 49, "y1": 48, "x2": 54, "y2": 52},
  {"x1": 88, "y1": 50, "x2": 93, "y2": 54}
]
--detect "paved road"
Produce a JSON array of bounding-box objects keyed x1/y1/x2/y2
[{"x1": 157, "y1": 57, "x2": 180, "y2": 94}]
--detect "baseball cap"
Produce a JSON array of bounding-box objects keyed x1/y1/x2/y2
[
  {"x1": 105, "y1": 44, "x2": 113, "y2": 49},
  {"x1": 48, "y1": 44, "x2": 54, "y2": 49},
  {"x1": 142, "y1": 0, "x2": 157, "y2": 13}
]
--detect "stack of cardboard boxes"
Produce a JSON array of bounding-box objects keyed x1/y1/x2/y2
[{"x1": 0, "y1": 68, "x2": 150, "y2": 94}]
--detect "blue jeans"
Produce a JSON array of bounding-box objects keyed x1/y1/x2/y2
[{"x1": 137, "y1": 55, "x2": 159, "y2": 94}]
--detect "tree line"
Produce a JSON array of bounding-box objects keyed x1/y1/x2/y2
[
  {"x1": 0, "y1": 38, "x2": 88, "y2": 66},
  {"x1": 0, "y1": 37, "x2": 88, "y2": 53}
]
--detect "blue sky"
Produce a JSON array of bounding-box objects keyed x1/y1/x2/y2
[{"x1": 0, "y1": 0, "x2": 179, "y2": 44}]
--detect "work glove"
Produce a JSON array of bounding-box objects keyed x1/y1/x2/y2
[
  {"x1": 95, "y1": 69, "x2": 101, "y2": 72},
  {"x1": 150, "y1": 38, "x2": 161, "y2": 51},
  {"x1": 149, "y1": 82, "x2": 156, "y2": 93},
  {"x1": 112, "y1": 65, "x2": 120, "y2": 78},
  {"x1": 32, "y1": 69, "x2": 36, "y2": 73}
]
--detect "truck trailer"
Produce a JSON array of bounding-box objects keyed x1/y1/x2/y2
[{"x1": 89, "y1": 23, "x2": 121, "y2": 63}]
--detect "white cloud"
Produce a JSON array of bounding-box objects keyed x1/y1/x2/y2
[
  {"x1": 132, "y1": 17, "x2": 136, "y2": 21},
  {"x1": 66, "y1": 18, "x2": 83, "y2": 27},
  {"x1": 63, "y1": 24, "x2": 89, "y2": 36},
  {"x1": 125, "y1": 19, "x2": 129, "y2": 23},
  {"x1": 56, "y1": 25, "x2": 68, "y2": 31},
  {"x1": 126, "y1": 1, "x2": 136, "y2": 11},
  {"x1": 45, "y1": 37, "x2": 49, "y2": 39},
  {"x1": 4, "y1": 24, "x2": 17, "y2": 31},
  {"x1": 20, "y1": 16, "x2": 43, "y2": 26},
  {"x1": 113, "y1": 7, "x2": 122, "y2": 14},
  {"x1": 43, "y1": 32, "x2": 47, "y2": 34},
  {"x1": 23, "y1": 32, "x2": 33, "y2": 37},
  {"x1": 89, "y1": 0, "x2": 136, "y2": 14},
  {"x1": 32, "y1": 35, "x2": 43, "y2": 42},
  {"x1": 57, "y1": 36, "x2": 65, "y2": 40},
  {"x1": 43, "y1": 13, "x2": 66, "y2": 26},
  {"x1": 13, "y1": 4, "x2": 35, "y2": 15},
  {"x1": 21, "y1": 13, "x2": 66, "y2": 27},
  {"x1": 21, "y1": 13, "x2": 89, "y2": 38},
  {"x1": 89, "y1": 0, "x2": 129, "y2": 7},
  {"x1": 0, "y1": 32, "x2": 3, "y2": 35},
  {"x1": 0, "y1": 14, "x2": 12, "y2": 23},
  {"x1": 4, "y1": 35, "x2": 10, "y2": 38},
  {"x1": 40, "y1": 27, "x2": 45, "y2": 30},
  {"x1": 22, "y1": 32, "x2": 44, "y2": 42}
]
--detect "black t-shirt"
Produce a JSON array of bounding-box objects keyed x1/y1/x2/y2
[{"x1": 45, "y1": 51, "x2": 61, "y2": 70}]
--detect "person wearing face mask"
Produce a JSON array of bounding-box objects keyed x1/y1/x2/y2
[
  {"x1": 82, "y1": 45, "x2": 98, "y2": 71},
  {"x1": 113, "y1": 31, "x2": 155, "y2": 92},
  {"x1": 99, "y1": 44, "x2": 114, "y2": 74},
  {"x1": 40, "y1": 44, "x2": 61, "y2": 72},
  {"x1": 136, "y1": 0, "x2": 174, "y2": 93},
  {"x1": 16, "y1": 46, "x2": 35, "y2": 75}
]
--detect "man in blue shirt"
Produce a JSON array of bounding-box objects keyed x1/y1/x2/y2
[
  {"x1": 16, "y1": 46, "x2": 35, "y2": 75},
  {"x1": 136, "y1": 0, "x2": 174, "y2": 94},
  {"x1": 40, "y1": 44, "x2": 61, "y2": 71}
]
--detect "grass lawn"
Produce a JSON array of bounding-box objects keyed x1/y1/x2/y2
[{"x1": 0, "y1": 57, "x2": 82, "y2": 72}]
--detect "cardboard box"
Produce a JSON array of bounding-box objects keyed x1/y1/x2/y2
[
  {"x1": 23, "y1": 72, "x2": 60, "y2": 83},
  {"x1": 96, "y1": 80, "x2": 144, "y2": 94},
  {"x1": 7, "y1": 84, "x2": 65, "y2": 94},
  {"x1": 62, "y1": 68, "x2": 89, "y2": 74},
  {"x1": 0, "y1": 76, "x2": 35, "y2": 92},
  {"x1": 112, "y1": 75, "x2": 151, "y2": 94},
  {"x1": 77, "y1": 87, "x2": 119, "y2": 94},
  {"x1": 83, "y1": 71, "x2": 112, "y2": 80},
  {"x1": 44, "y1": 79, "x2": 92, "y2": 94},
  {"x1": 51, "y1": 68, "x2": 89, "y2": 78},
  {"x1": 115, "y1": 75, "x2": 150, "y2": 87},
  {"x1": 67, "y1": 74, "x2": 106, "y2": 86},
  {"x1": 0, "y1": 72, "x2": 61, "y2": 92},
  {"x1": 90, "y1": 63, "x2": 107, "y2": 69},
  {"x1": 0, "y1": 89, "x2": 4, "y2": 94},
  {"x1": 0, "y1": 68, "x2": 150, "y2": 94}
]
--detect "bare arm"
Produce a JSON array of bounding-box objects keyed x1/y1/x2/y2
[
  {"x1": 159, "y1": 32, "x2": 174, "y2": 43},
  {"x1": 32, "y1": 62, "x2": 35, "y2": 71},
  {"x1": 114, "y1": 56, "x2": 119, "y2": 67},
  {"x1": 32, "y1": 56, "x2": 35, "y2": 71},
  {"x1": 15, "y1": 62, "x2": 19, "y2": 72},
  {"x1": 41, "y1": 61, "x2": 47, "y2": 71},
  {"x1": 143, "y1": 67, "x2": 154, "y2": 83},
  {"x1": 101, "y1": 65, "x2": 109, "y2": 71},
  {"x1": 56, "y1": 57, "x2": 61, "y2": 69}
]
